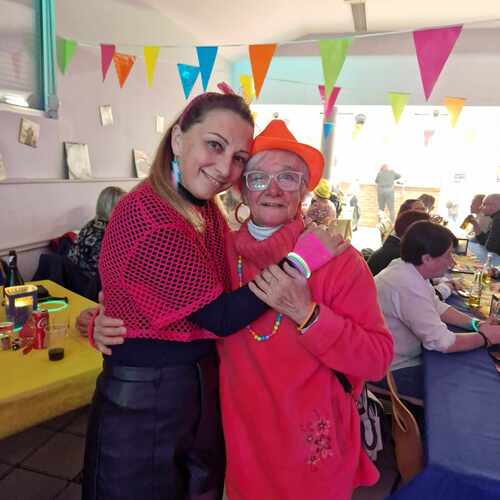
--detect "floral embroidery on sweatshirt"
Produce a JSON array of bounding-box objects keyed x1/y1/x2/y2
[{"x1": 302, "y1": 412, "x2": 334, "y2": 469}]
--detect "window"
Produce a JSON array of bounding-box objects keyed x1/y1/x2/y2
[{"x1": 0, "y1": 0, "x2": 55, "y2": 112}]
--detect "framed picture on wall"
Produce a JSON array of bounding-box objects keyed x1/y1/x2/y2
[
  {"x1": 133, "y1": 149, "x2": 151, "y2": 178},
  {"x1": 156, "y1": 115, "x2": 165, "y2": 133},
  {"x1": 18, "y1": 118, "x2": 40, "y2": 148},
  {"x1": 99, "y1": 105, "x2": 114, "y2": 126},
  {"x1": 64, "y1": 142, "x2": 92, "y2": 180}
]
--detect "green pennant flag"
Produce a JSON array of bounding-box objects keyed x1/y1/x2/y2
[
  {"x1": 57, "y1": 37, "x2": 77, "y2": 74},
  {"x1": 388, "y1": 92, "x2": 410, "y2": 124},
  {"x1": 319, "y1": 38, "x2": 352, "y2": 98}
]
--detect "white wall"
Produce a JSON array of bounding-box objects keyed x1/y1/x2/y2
[{"x1": 0, "y1": 0, "x2": 231, "y2": 277}]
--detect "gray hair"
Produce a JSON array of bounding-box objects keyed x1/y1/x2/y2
[
  {"x1": 244, "y1": 149, "x2": 310, "y2": 187},
  {"x1": 96, "y1": 186, "x2": 126, "y2": 221}
]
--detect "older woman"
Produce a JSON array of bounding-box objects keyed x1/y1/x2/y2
[
  {"x1": 219, "y1": 120, "x2": 393, "y2": 500},
  {"x1": 92, "y1": 120, "x2": 393, "y2": 500},
  {"x1": 68, "y1": 186, "x2": 126, "y2": 276}
]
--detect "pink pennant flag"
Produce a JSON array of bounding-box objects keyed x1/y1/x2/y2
[
  {"x1": 318, "y1": 85, "x2": 341, "y2": 119},
  {"x1": 413, "y1": 26, "x2": 462, "y2": 101},
  {"x1": 424, "y1": 129, "x2": 435, "y2": 147},
  {"x1": 318, "y1": 84, "x2": 325, "y2": 103},
  {"x1": 101, "y1": 44, "x2": 116, "y2": 82}
]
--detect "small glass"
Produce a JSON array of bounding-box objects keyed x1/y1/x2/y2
[
  {"x1": 47, "y1": 314, "x2": 69, "y2": 361},
  {"x1": 490, "y1": 294, "x2": 500, "y2": 324}
]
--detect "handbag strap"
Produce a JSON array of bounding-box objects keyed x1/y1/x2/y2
[{"x1": 333, "y1": 369, "x2": 353, "y2": 394}]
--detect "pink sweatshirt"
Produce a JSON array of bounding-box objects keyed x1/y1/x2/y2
[{"x1": 218, "y1": 218, "x2": 393, "y2": 500}]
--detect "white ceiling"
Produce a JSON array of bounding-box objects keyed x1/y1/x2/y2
[{"x1": 128, "y1": 0, "x2": 500, "y2": 46}]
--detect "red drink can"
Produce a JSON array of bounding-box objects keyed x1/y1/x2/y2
[{"x1": 32, "y1": 309, "x2": 49, "y2": 349}]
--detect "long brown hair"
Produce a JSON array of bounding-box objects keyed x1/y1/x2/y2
[{"x1": 149, "y1": 93, "x2": 254, "y2": 232}]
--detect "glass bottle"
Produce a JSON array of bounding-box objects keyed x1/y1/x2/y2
[
  {"x1": 3, "y1": 251, "x2": 24, "y2": 304},
  {"x1": 482, "y1": 253, "x2": 493, "y2": 285},
  {"x1": 468, "y1": 270, "x2": 483, "y2": 309}
]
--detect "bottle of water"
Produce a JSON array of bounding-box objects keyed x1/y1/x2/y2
[
  {"x1": 468, "y1": 270, "x2": 483, "y2": 309},
  {"x1": 482, "y1": 253, "x2": 493, "y2": 285}
]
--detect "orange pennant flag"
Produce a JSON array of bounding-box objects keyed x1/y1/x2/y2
[
  {"x1": 248, "y1": 44, "x2": 277, "y2": 98},
  {"x1": 113, "y1": 53, "x2": 136, "y2": 88},
  {"x1": 444, "y1": 97, "x2": 465, "y2": 128}
]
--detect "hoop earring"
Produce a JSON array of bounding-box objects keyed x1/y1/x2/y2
[{"x1": 235, "y1": 202, "x2": 250, "y2": 224}]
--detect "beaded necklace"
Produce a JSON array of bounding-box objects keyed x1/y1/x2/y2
[{"x1": 237, "y1": 255, "x2": 282, "y2": 342}]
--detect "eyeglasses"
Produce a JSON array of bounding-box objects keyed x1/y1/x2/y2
[{"x1": 243, "y1": 170, "x2": 305, "y2": 192}]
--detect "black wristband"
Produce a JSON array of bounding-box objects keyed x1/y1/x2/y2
[{"x1": 477, "y1": 330, "x2": 489, "y2": 348}]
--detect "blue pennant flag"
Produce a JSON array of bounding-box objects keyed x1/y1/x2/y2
[
  {"x1": 196, "y1": 46, "x2": 218, "y2": 91},
  {"x1": 323, "y1": 122, "x2": 334, "y2": 139},
  {"x1": 177, "y1": 64, "x2": 200, "y2": 99}
]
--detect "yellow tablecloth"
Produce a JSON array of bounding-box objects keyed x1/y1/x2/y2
[{"x1": 0, "y1": 280, "x2": 100, "y2": 439}]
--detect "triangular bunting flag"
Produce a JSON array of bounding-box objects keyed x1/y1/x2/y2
[
  {"x1": 248, "y1": 44, "x2": 277, "y2": 98},
  {"x1": 319, "y1": 38, "x2": 352, "y2": 99},
  {"x1": 352, "y1": 123, "x2": 363, "y2": 140},
  {"x1": 57, "y1": 37, "x2": 77, "y2": 74},
  {"x1": 113, "y1": 53, "x2": 136, "y2": 88},
  {"x1": 177, "y1": 64, "x2": 200, "y2": 99},
  {"x1": 444, "y1": 96, "x2": 465, "y2": 127},
  {"x1": 325, "y1": 87, "x2": 341, "y2": 119},
  {"x1": 388, "y1": 92, "x2": 410, "y2": 124},
  {"x1": 100, "y1": 44, "x2": 115, "y2": 82},
  {"x1": 240, "y1": 75, "x2": 255, "y2": 104},
  {"x1": 197, "y1": 46, "x2": 218, "y2": 91},
  {"x1": 323, "y1": 123, "x2": 334, "y2": 139},
  {"x1": 318, "y1": 85, "x2": 326, "y2": 103},
  {"x1": 144, "y1": 46, "x2": 160, "y2": 88},
  {"x1": 424, "y1": 129, "x2": 435, "y2": 147},
  {"x1": 413, "y1": 26, "x2": 463, "y2": 101}
]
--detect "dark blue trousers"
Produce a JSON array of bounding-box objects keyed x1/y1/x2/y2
[{"x1": 82, "y1": 355, "x2": 224, "y2": 500}]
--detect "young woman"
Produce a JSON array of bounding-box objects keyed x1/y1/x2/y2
[{"x1": 82, "y1": 94, "x2": 343, "y2": 500}]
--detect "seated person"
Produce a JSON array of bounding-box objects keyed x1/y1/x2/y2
[
  {"x1": 373, "y1": 221, "x2": 500, "y2": 400},
  {"x1": 417, "y1": 193, "x2": 435, "y2": 214},
  {"x1": 306, "y1": 178, "x2": 337, "y2": 226},
  {"x1": 396, "y1": 198, "x2": 426, "y2": 217},
  {"x1": 461, "y1": 194, "x2": 491, "y2": 239},
  {"x1": 418, "y1": 193, "x2": 446, "y2": 224},
  {"x1": 68, "y1": 186, "x2": 125, "y2": 276},
  {"x1": 475, "y1": 194, "x2": 500, "y2": 254},
  {"x1": 368, "y1": 210, "x2": 430, "y2": 276}
]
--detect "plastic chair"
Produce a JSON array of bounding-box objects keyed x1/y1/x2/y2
[{"x1": 386, "y1": 371, "x2": 424, "y2": 485}]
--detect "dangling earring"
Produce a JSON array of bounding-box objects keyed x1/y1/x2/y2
[
  {"x1": 235, "y1": 202, "x2": 250, "y2": 224},
  {"x1": 171, "y1": 157, "x2": 182, "y2": 188}
]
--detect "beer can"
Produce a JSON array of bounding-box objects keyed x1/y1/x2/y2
[{"x1": 32, "y1": 308, "x2": 49, "y2": 349}]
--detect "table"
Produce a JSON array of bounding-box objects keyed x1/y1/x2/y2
[
  {"x1": 0, "y1": 280, "x2": 100, "y2": 439},
  {"x1": 388, "y1": 242, "x2": 500, "y2": 499}
]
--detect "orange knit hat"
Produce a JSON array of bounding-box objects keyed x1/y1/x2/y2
[{"x1": 251, "y1": 119, "x2": 324, "y2": 190}]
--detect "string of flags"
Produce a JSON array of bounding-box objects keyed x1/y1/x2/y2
[{"x1": 56, "y1": 23, "x2": 469, "y2": 128}]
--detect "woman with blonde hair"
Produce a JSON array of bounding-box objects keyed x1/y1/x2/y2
[{"x1": 82, "y1": 93, "x2": 343, "y2": 500}]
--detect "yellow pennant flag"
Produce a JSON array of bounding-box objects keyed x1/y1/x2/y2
[
  {"x1": 444, "y1": 97, "x2": 465, "y2": 128},
  {"x1": 144, "y1": 46, "x2": 160, "y2": 88},
  {"x1": 240, "y1": 75, "x2": 255, "y2": 104},
  {"x1": 388, "y1": 92, "x2": 410, "y2": 124}
]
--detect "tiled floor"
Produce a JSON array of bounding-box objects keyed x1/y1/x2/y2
[
  {"x1": 0, "y1": 408, "x2": 86, "y2": 500},
  {"x1": 0, "y1": 406, "x2": 399, "y2": 499}
]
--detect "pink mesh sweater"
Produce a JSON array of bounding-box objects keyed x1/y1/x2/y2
[{"x1": 98, "y1": 181, "x2": 230, "y2": 342}]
